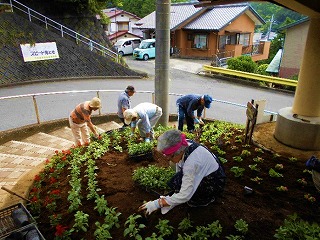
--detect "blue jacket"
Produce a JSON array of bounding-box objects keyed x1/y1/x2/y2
[{"x1": 176, "y1": 94, "x2": 203, "y2": 118}]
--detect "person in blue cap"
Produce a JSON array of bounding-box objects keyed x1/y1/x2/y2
[{"x1": 176, "y1": 94, "x2": 213, "y2": 132}]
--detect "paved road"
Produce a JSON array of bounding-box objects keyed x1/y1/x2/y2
[{"x1": 0, "y1": 57, "x2": 294, "y2": 131}]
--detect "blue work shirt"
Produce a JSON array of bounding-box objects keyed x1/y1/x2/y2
[
  {"x1": 117, "y1": 91, "x2": 131, "y2": 118},
  {"x1": 131, "y1": 102, "x2": 158, "y2": 133},
  {"x1": 176, "y1": 94, "x2": 204, "y2": 118}
]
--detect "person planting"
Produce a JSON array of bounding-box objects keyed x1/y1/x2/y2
[{"x1": 138, "y1": 129, "x2": 226, "y2": 215}]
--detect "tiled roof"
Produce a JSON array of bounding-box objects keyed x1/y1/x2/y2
[
  {"x1": 134, "y1": 2, "x2": 203, "y2": 30},
  {"x1": 184, "y1": 4, "x2": 260, "y2": 30},
  {"x1": 135, "y1": 3, "x2": 265, "y2": 31}
]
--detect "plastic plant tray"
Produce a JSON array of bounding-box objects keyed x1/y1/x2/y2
[{"x1": 0, "y1": 203, "x2": 36, "y2": 239}]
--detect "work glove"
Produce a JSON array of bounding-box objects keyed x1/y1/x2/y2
[
  {"x1": 145, "y1": 138, "x2": 150, "y2": 143},
  {"x1": 194, "y1": 118, "x2": 200, "y2": 124},
  {"x1": 138, "y1": 200, "x2": 160, "y2": 215},
  {"x1": 199, "y1": 119, "x2": 204, "y2": 125}
]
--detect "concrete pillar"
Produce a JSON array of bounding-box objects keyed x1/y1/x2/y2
[
  {"x1": 155, "y1": 0, "x2": 171, "y2": 127},
  {"x1": 292, "y1": 18, "x2": 320, "y2": 116},
  {"x1": 274, "y1": 18, "x2": 320, "y2": 150}
]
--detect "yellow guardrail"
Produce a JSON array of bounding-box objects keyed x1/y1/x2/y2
[{"x1": 202, "y1": 65, "x2": 298, "y2": 87}]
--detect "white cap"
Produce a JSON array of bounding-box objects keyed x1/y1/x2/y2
[{"x1": 123, "y1": 109, "x2": 137, "y2": 125}]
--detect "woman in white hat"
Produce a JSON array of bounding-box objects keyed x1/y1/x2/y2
[
  {"x1": 69, "y1": 97, "x2": 101, "y2": 146},
  {"x1": 123, "y1": 102, "x2": 162, "y2": 142}
]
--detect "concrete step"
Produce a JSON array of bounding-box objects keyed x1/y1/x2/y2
[
  {"x1": 96, "y1": 121, "x2": 122, "y2": 133},
  {"x1": 0, "y1": 140, "x2": 58, "y2": 158},
  {"x1": 21, "y1": 132, "x2": 74, "y2": 150},
  {"x1": 48, "y1": 126, "x2": 74, "y2": 142},
  {"x1": 0, "y1": 153, "x2": 46, "y2": 207}
]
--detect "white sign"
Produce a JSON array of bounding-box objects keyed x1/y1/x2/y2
[{"x1": 20, "y1": 42, "x2": 59, "y2": 62}]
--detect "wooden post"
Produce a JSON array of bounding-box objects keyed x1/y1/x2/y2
[{"x1": 244, "y1": 99, "x2": 258, "y2": 144}]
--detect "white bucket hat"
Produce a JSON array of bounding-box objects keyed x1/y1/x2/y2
[{"x1": 123, "y1": 109, "x2": 138, "y2": 125}]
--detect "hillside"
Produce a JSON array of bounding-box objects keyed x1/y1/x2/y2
[{"x1": 0, "y1": 12, "x2": 143, "y2": 86}]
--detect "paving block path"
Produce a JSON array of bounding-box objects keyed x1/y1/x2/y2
[{"x1": 0, "y1": 121, "x2": 122, "y2": 209}]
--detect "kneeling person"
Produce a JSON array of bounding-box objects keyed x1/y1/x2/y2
[{"x1": 139, "y1": 129, "x2": 226, "y2": 215}]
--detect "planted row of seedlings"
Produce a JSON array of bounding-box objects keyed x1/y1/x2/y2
[{"x1": 27, "y1": 122, "x2": 320, "y2": 239}]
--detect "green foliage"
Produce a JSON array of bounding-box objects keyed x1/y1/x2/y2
[
  {"x1": 233, "y1": 156, "x2": 244, "y2": 162},
  {"x1": 230, "y1": 166, "x2": 245, "y2": 177},
  {"x1": 128, "y1": 141, "x2": 154, "y2": 156},
  {"x1": 132, "y1": 165, "x2": 175, "y2": 190},
  {"x1": 274, "y1": 213, "x2": 320, "y2": 239},
  {"x1": 156, "y1": 219, "x2": 174, "y2": 238},
  {"x1": 124, "y1": 214, "x2": 145, "y2": 240},
  {"x1": 227, "y1": 56, "x2": 257, "y2": 73},
  {"x1": 178, "y1": 217, "x2": 193, "y2": 231},
  {"x1": 234, "y1": 219, "x2": 249, "y2": 234},
  {"x1": 72, "y1": 211, "x2": 89, "y2": 232},
  {"x1": 240, "y1": 150, "x2": 251, "y2": 157},
  {"x1": 269, "y1": 168, "x2": 283, "y2": 178},
  {"x1": 255, "y1": 64, "x2": 270, "y2": 76},
  {"x1": 248, "y1": 164, "x2": 261, "y2": 172},
  {"x1": 94, "y1": 195, "x2": 108, "y2": 215},
  {"x1": 94, "y1": 221, "x2": 112, "y2": 239}
]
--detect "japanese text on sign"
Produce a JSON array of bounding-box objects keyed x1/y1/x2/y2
[{"x1": 20, "y1": 42, "x2": 59, "y2": 62}]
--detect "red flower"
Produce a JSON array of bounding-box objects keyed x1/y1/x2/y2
[
  {"x1": 45, "y1": 159, "x2": 50, "y2": 164},
  {"x1": 34, "y1": 175, "x2": 41, "y2": 181},
  {"x1": 30, "y1": 187, "x2": 38, "y2": 193},
  {"x1": 30, "y1": 196, "x2": 38, "y2": 202},
  {"x1": 49, "y1": 167, "x2": 55, "y2": 173},
  {"x1": 55, "y1": 150, "x2": 59, "y2": 154},
  {"x1": 49, "y1": 177, "x2": 57, "y2": 184},
  {"x1": 61, "y1": 156, "x2": 67, "y2": 161},
  {"x1": 55, "y1": 224, "x2": 68, "y2": 236},
  {"x1": 51, "y1": 189, "x2": 61, "y2": 195},
  {"x1": 43, "y1": 196, "x2": 53, "y2": 206}
]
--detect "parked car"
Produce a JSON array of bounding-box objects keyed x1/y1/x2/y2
[
  {"x1": 133, "y1": 39, "x2": 156, "y2": 60},
  {"x1": 114, "y1": 38, "x2": 141, "y2": 56}
]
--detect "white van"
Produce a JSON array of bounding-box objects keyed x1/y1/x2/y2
[{"x1": 114, "y1": 38, "x2": 141, "y2": 56}]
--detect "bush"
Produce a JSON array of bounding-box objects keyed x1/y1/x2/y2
[
  {"x1": 227, "y1": 56, "x2": 257, "y2": 73},
  {"x1": 256, "y1": 64, "x2": 270, "y2": 76}
]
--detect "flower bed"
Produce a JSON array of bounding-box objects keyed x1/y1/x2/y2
[{"x1": 27, "y1": 122, "x2": 320, "y2": 239}]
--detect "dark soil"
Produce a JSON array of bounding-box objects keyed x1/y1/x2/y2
[{"x1": 28, "y1": 128, "x2": 320, "y2": 240}]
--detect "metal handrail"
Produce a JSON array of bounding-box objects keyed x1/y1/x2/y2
[
  {"x1": 0, "y1": 90, "x2": 277, "y2": 127},
  {"x1": 203, "y1": 65, "x2": 298, "y2": 87},
  {"x1": 3, "y1": 0, "x2": 118, "y2": 61}
]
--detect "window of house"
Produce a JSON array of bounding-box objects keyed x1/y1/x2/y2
[
  {"x1": 118, "y1": 22, "x2": 129, "y2": 31},
  {"x1": 226, "y1": 35, "x2": 231, "y2": 45},
  {"x1": 192, "y1": 34, "x2": 207, "y2": 49},
  {"x1": 239, "y1": 33, "x2": 250, "y2": 47}
]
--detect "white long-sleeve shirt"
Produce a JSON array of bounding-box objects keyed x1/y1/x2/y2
[
  {"x1": 161, "y1": 143, "x2": 219, "y2": 214},
  {"x1": 130, "y1": 102, "x2": 158, "y2": 133}
]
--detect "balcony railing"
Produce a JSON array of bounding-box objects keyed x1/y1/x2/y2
[{"x1": 242, "y1": 43, "x2": 264, "y2": 56}]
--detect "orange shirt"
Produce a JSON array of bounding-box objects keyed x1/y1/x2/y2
[{"x1": 70, "y1": 101, "x2": 92, "y2": 124}]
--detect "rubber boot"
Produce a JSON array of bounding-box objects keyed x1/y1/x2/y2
[
  {"x1": 24, "y1": 229, "x2": 40, "y2": 240},
  {"x1": 11, "y1": 208, "x2": 29, "y2": 227}
]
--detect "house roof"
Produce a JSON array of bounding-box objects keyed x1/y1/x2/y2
[
  {"x1": 102, "y1": 8, "x2": 141, "y2": 20},
  {"x1": 134, "y1": 2, "x2": 265, "y2": 31},
  {"x1": 278, "y1": 17, "x2": 309, "y2": 31},
  {"x1": 108, "y1": 31, "x2": 142, "y2": 40},
  {"x1": 184, "y1": 3, "x2": 264, "y2": 30},
  {"x1": 134, "y1": 2, "x2": 204, "y2": 30}
]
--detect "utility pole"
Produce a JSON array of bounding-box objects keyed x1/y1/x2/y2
[
  {"x1": 155, "y1": 0, "x2": 170, "y2": 127},
  {"x1": 267, "y1": 14, "x2": 274, "y2": 41}
]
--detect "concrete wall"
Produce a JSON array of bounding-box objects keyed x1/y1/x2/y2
[{"x1": 279, "y1": 21, "x2": 309, "y2": 78}]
